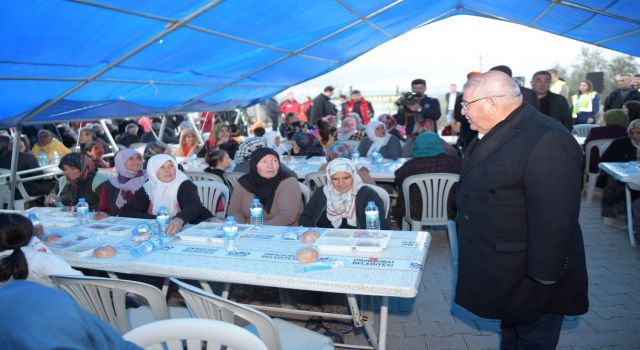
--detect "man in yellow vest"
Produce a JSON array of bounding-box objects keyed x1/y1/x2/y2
[
  {"x1": 571, "y1": 80, "x2": 600, "y2": 124},
  {"x1": 548, "y1": 69, "x2": 569, "y2": 103}
]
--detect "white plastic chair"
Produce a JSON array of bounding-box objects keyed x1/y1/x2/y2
[
  {"x1": 572, "y1": 124, "x2": 599, "y2": 137},
  {"x1": 304, "y1": 171, "x2": 328, "y2": 192},
  {"x1": 50, "y1": 275, "x2": 190, "y2": 334},
  {"x1": 193, "y1": 180, "x2": 229, "y2": 219},
  {"x1": 223, "y1": 171, "x2": 244, "y2": 192},
  {"x1": 170, "y1": 278, "x2": 334, "y2": 350},
  {"x1": 401, "y1": 173, "x2": 460, "y2": 266},
  {"x1": 364, "y1": 183, "x2": 390, "y2": 220},
  {"x1": 0, "y1": 169, "x2": 44, "y2": 210},
  {"x1": 186, "y1": 171, "x2": 225, "y2": 184},
  {"x1": 624, "y1": 182, "x2": 639, "y2": 247},
  {"x1": 124, "y1": 318, "x2": 268, "y2": 350},
  {"x1": 584, "y1": 138, "x2": 613, "y2": 205},
  {"x1": 299, "y1": 182, "x2": 311, "y2": 205}
]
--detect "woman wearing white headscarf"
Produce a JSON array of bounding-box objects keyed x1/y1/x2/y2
[
  {"x1": 299, "y1": 158, "x2": 388, "y2": 229},
  {"x1": 357, "y1": 120, "x2": 402, "y2": 160},
  {"x1": 120, "y1": 154, "x2": 212, "y2": 234},
  {"x1": 263, "y1": 130, "x2": 289, "y2": 155}
]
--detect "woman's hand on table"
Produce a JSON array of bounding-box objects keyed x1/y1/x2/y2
[
  {"x1": 166, "y1": 217, "x2": 184, "y2": 235},
  {"x1": 208, "y1": 217, "x2": 225, "y2": 223},
  {"x1": 45, "y1": 194, "x2": 56, "y2": 206},
  {"x1": 94, "y1": 212, "x2": 109, "y2": 221}
]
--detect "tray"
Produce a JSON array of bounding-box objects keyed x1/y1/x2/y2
[{"x1": 315, "y1": 229, "x2": 392, "y2": 254}]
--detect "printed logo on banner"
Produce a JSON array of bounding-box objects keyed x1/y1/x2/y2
[
  {"x1": 182, "y1": 247, "x2": 219, "y2": 255},
  {"x1": 227, "y1": 251, "x2": 250, "y2": 257},
  {"x1": 351, "y1": 258, "x2": 395, "y2": 267},
  {"x1": 409, "y1": 262, "x2": 423, "y2": 270},
  {"x1": 261, "y1": 253, "x2": 297, "y2": 261}
]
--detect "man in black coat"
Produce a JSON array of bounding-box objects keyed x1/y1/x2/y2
[
  {"x1": 604, "y1": 73, "x2": 640, "y2": 111},
  {"x1": 309, "y1": 86, "x2": 337, "y2": 127},
  {"x1": 455, "y1": 71, "x2": 588, "y2": 349},
  {"x1": 531, "y1": 70, "x2": 573, "y2": 131}
]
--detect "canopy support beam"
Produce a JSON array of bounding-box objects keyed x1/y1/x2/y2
[{"x1": 8, "y1": 124, "x2": 23, "y2": 210}]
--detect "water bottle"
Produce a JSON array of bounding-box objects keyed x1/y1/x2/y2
[
  {"x1": 38, "y1": 151, "x2": 48, "y2": 167},
  {"x1": 156, "y1": 206, "x2": 170, "y2": 235},
  {"x1": 52, "y1": 151, "x2": 60, "y2": 164},
  {"x1": 223, "y1": 216, "x2": 239, "y2": 252},
  {"x1": 76, "y1": 198, "x2": 90, "y2": 225},
  {"x1": 189, "y1": 152, "x2": 197, "y2": 167},
  {"x1": 374, "y1": 151, "x2": 383, "y2": 165},
  {"x1": 132, "y1": 222, "x2": 152, "y2": 237},
  {"x1": 130, "y1": 236, "x2": 166, "y2": 257},
  {"x1": 370, "y1": 149, "x2": 381, "y2": 164},
  {"x1": 249, "y1": 198, "x2": 263, "y2": 228},
  {"x1": 351, "y1": 149, "x2": 360, "y2": 163},
  {"x1": 365, "y1": 201, "x2": 380, "y2": 230},
  {"x1": 28, "y1": 212, "x2": 44, "y2": 238}
]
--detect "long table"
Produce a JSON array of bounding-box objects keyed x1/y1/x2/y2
[
  {"x1": 598, "y1": 162, "x2": 640, "y2": 247},
  {"x1": 282, "y1": 156, "x2": 408, "y2": 183},
  {"x1": 22, "y1": 209, "x2": 431, "y2": 350}
]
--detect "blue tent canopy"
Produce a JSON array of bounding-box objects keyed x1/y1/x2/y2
[{"x1": 1, "y1": 0, "x2": 638, "y2": 127}]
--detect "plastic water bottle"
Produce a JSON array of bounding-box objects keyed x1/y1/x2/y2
[
  {"x1": 223, "y1": 216, "x2": 239, "y2": 252},
  {"x1": 76, "y1": 198, "x2": 90, "y2": 225},
  {"x1": 351, "y1": 149, "x2": 360, "y2": 163},
  {"x1": 28, "y1": 212, "x2": 44, "y2": 237},
  {"x1": 132, "y1": 222, "x2": 152, "y2": 237},
  {"x1": 374, "y1": 151, "x2": 383, "y2": 165},
  {"x1": 130, "y1": 236, "x2": 166, "y2": 257},
  {"x1": 156, "y1": 206, "x2": 170, "y2": 235},
  {"x1": 189, "y1": 152, "x2": 197, "y2": 167},
  {"x1": 365, "y1": 201, "x2": 380, "y2": 230},
  {"x1": 38, "y1": 151, "x2": 48, "y2": 167},
  {"x1": 249, "y1": 198, "x2": 263, "y2": 228},
  {"x1": 370, "y1": 149, "x2": 381, "y2": 164}
]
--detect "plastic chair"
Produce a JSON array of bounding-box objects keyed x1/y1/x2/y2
[
  {"x1": 170, "y1": 278, "x2": 334, "y2": 350},
  {"x1": 124, "y1": 318, "x2": 268, "y2": 350},
  {"x1": 364, "y1": 183, "x2": 390, "y2": 220},
  {"x1": 50, "y1": 275, "x2": 190, "y2": 334},
  {"x1": 401, "y1": 173, "x2": 460, "y2": 266},
  {"x1": 304, "y1": 171, "x2": 328, "y2": 192},
  {"x1": 299, "y1": 182, "x2": 311, "y2": 205},
  {"x1": 572, "y1": 124, "x2": 599, "y2": 137},
  {"x1": 0, "y1": 169, "x2": 44, "y2": 210},
  {"x1": 223, "y1": 172, "x2": 244, "y2": 192},
  {"x1": 584, "y1": 138, "x2": 613, "y2": 205},
  {"x1": 193, "y1": 180, "x2": 229, "y2": 219},
  {"x1": 624, "y1": 182, "x2": 639, "y2": 247},
  {"x1": 185, "y1": 171, "x2": 225, "y2": 184}
]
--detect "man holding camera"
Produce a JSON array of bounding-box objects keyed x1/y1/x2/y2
[{"x1": 395, "y1": 78, "x2": 441, "y2": 135}]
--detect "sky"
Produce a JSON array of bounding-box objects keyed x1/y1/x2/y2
[{"x1": 281, "y1": 15, "x2": 637, "y2": 100}]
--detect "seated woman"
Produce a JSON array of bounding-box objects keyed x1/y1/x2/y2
[
  {"x1": 204, "y1": 149, "x2": 232, "y2": 179},
  {"x1": 233, "y1": 137, "x2": 267, "y2": 173},
  {"x1": 46, "y1": 153, "x2": 107, "y2": 210},
  {"x1": 380, "y1": 114, "x2": 405, "y2": 141},
  {"x1": 357, "y1": 120, "x2": 402, "y2": 160},
  {"x1": 173, "y1": 128, "x2": 201, "y2": 157},
  {"x1": 96, "y1": 149, "x2": 147, "y2": 216},
  {"x1": 583, "y1": 109, "x2": 628, "y2": 173},
  {"x1": 84, "y1": 141, "x2": 111, "y2": 168},
  {"x1": 318, "y1": 142, "x2": 374, "y2": 184},
  {"x1": 623, "y1": 100, "x2": 640, "y2": 122},
  {"x1": 120, "y1": 154, "x2": 213, "y2": 234},
  {"x1": 393, "y1": 132, "x2": 461, "y2": 221},
  {"x1": 299, "y1": 158, "x2": 388, "y2": 229},
  {"x1": 289, "y1": 132, "x2": 325, "y2": 158},
  {"x1": 402, "y1": 119, "x2": 457, "y2": 157},
  {"x1": 0, "y1": 213, "x2": 82, "y2": 287},
  {"x1": 227, "y1": 148, "x2": 303, "y2": 226},
  {"x1": 598, "y1": 119, "x2": 640, "y2": 221},
  {"x1": 198, "y1": 124, "x2": 239, "y2": 160},
  {"x1": 264, "y1": 130, "x2": 289, "y2": 156},
  {"x1": 336, "y1": 117, "x2": 364, "y2": 141},
  {"x1": 312, "y1": 119, "x2": 336, "y2": 150}
]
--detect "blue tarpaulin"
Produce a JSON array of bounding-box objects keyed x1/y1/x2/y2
[{"x1": 1, "y1": 0, "x2": 638, "y2": 127}]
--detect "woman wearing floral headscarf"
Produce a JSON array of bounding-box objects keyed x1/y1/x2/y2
[
  {"x1": 336, "y1": 117, "x2": 364, "y2": 141},
  {"x1": 198, "y1": 124, "x2": 239, "y2": 160},
  {"x1": 299, "y1": 158, "x2": 387, "y2": 229},
  {"x1": 45, "y1": 153, "x2": 108, "y2": 210},
  {"x1": 120, "y1": 154, "x2": 212, "y2": 235},
  {"x1": 318, "y1": 142, "x2": 374, "y2": 184},
  {"x1": 96, "y1": 149, "x2": 147, "y2": 216},
  {"x1": 357, "y1": 120, "x2": 402, "y2": 160},
  {"x1": 290, "y1": 132, "x2": 325, "y2": 158}
]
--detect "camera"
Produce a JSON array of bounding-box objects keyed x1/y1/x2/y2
[{"x1": 399, "y1": 91, "x2": 417, "y2": 106}]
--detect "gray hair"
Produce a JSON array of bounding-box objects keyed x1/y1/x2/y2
[{"x1": 125, "y1": 123, "x2": 139, "y2": 135}]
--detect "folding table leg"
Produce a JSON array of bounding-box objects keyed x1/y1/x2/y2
[
  {"x1": 378, "y1": 296, "x2": 389, "y2": 350},
  {"x1": 625, "y1": 185, "x2": 637, "y2": 247}
]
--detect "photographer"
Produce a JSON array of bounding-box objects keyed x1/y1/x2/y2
[{"x1": 395, "y1": 79, "x2": 441, "y2": 135}]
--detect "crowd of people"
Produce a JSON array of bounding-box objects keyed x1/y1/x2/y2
[{"x1": 1, "y1": 67, "x2": 640, "y2": 348}]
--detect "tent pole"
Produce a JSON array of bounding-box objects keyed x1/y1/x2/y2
[
  {"x1": 187, "y1": 113, "x2": 204, "y2": 146},
  {"x1": 100, "y1": 119, "x2": 119, "y2": 152},
  {"x1": 8, "y1": 124, "x2": 22, "y2": 210},
  {"x1": 158, "y1": 115, "x2": 168, "y2": 143}
]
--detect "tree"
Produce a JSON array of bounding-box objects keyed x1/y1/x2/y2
[
  {"x1": 606, "y1": 55, "x2": 640, "y2": 93},
  {"x1": 568, "y1": 47, "x2": 608, "y2": 94}
]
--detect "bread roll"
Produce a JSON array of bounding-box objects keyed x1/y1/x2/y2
[
  {"x1": 132, "y1": 231, "x2": 150, "y2": 243},
  {"x1": 43, "y1": 234, "x2": 62, "y2": 244},
  {"x1": 93, "y1": 245, "x2": 116, "y2": 258},
  {"x1": 297, "y1": 247, "x2": 319, "y2": 263},
  {"x1": 301, "y1": 230, "x2": 320, "y2": 244}
]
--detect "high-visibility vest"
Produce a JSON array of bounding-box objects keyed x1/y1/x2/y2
[
  {"x1": 571, "y1": 92, "x2": 597, "y2": 118},
  {"x1": 551, "y1": 80, "x2": 568, "y2": 95}
]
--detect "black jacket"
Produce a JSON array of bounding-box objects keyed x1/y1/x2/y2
[
  {"x1": 299, "y1": 185, "x2": 389, "y2": 229},
  {"x1": 539, "y1": 92, "x2": 572, "y2": 131},
  {"x1": 455, "y1": 103, "x2": 588, "y2": 322},
  {"x1": 309, "y1": 94, "x2": 337, "y2": 126},
  {"x1": 604, "y1": 88, "x2": 640, "y2": 111},
  {"x1": 120, "y1": 181, "x2": 213, "y2": 224}
]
